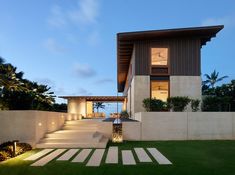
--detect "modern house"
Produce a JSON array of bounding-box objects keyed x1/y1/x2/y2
[
  {"x1": 117, "y1": 25, "x2": 223, "y2": 115},
  {"x1": 61, "y1": 25, "x2": 223, "y2": 117}
]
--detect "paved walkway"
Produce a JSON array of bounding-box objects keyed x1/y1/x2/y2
[{"x1": 25, "y1": 147, "x2": 172, "y2": 167}]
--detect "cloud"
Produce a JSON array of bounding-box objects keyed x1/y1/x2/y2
[
  {"x1": 95, "y1": 78, "x2": 113, "y2": 84},
  {"x1": 47, "y1": 5, "x2": 67, "y2": 28},
  {"x1": 77, "y1": 87, "x2": 92, "y2": 95},
  {"x1": 68, "y1": 0, "x2": 99, "y2": 25},
  {"x1": 43, "y1": 38, "x2": 67, "y2": 53},
  {"x1": 201, "y1": 16, "x2": 235, "y2": 27},
  {"x1": 74, "y1": 63, "x2": 96, "y2": 78}
]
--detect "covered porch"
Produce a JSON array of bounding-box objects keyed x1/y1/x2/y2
[{"x1": 60, "y1": 96, "x2": 127, "y2": 118}]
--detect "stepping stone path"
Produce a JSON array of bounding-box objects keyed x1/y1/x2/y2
[
  {"x1": 122, "y1": 150, "x2": 136, "y2": 165},
  {"x1": 57, "y1": 149, "x2": 79, "y2": 161},
  {"x1": 86, "y1": 149, "x2": 105, "y2": 167},
  {"x1": 24, "y1": 149, "x2": 54, "y2": 161},
  {"x1": 105, "y1": 146, "x2": 118, "y2": 164},
  {"x1": 26, "y1": 147, "x2": 172, "y2": 167},
  {"x1": 31, "y1": 149, "x2": 66, "y2": 166},
  {"x1": 134, "y1": 148, "x2": 152, "y2": 162},
  {"x1": 72, "y1": 149, "x2": 92, "y2": 163},
  {"x1": 147, "y1": 148, "x2": 172, "y2": 165}
]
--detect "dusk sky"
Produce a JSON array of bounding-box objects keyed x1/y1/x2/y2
[{"x1": 0, "y1": 0, "x2": 234, "y2": 104}]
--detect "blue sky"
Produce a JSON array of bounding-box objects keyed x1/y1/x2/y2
[{"x1": 0, "y1": 0, "x2": 235, "y2": 104}]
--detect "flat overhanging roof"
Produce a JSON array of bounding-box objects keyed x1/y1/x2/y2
[
  {"x1": 117, "y1": 25, "x2": 224, "y2": 92},
  {"x1": 59, "y1": 96, "x2": 126, "y2": 102}
]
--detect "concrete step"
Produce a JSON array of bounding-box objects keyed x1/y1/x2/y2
[
  {"x1": 65, "y1": 120, "x2": 102, "y2": 125},
  {"x1": 62, "y1": 126, "x2": 98, "y2": 130},
  {"x1": 40, "y1": 133, "x2": 103, "y2": 143},
  {"x1": 45, "y1": 131, "x2": 97, "y2": 139},
  {"x1": 36, "y1": 138, "x2": 109, "y2": 148}
]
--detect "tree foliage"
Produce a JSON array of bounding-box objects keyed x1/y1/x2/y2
[{"x1": 0, "y1": 57, "x2": 59, "y2": 110}]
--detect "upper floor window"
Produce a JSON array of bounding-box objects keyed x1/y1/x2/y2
[{"x1": 151, "y1": 48, "x2": 168, "y2": 66}]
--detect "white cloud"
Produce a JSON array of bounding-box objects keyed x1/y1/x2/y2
[
  {"x1": 95, "y1": 78, "x2": 113, "y2": 84},
  {"x1": 77, "y1": 87, "x2": 92, "y2": 95},
  {"x1": 43, "y1": 38, "x2": 67, "y2": 53},
  {"x1": 201, "y1": 16, "x2": 235, "y2": 27},
  {"x1": 68, "y1": 0, "x2": 99, "y2": 25},
  {"x1": 47, "y1": 5, "x2": 67, "y2": 28},
  {"x1": 74, "y1": 63, "x2": 96, "y2": 78}
]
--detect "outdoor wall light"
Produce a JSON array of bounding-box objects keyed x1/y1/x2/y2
[
  {"x1": 112, "y1": 119, "x2": 123, "y2": 143},
  {"x1": 12, "y1": 140, "x2": 19, "y2": 157},
  {"x1": 38, "y1": 122, "x2": 42, "y2": 126},
  {"x1": 51, "y1": 122, "x2": 55, "y2": 125}
]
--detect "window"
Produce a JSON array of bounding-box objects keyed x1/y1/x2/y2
[
  {"x1": 151, "y1": 48, "x2": 168, "y2": 66},
  {"x1": 151, "y1": 81, "x2": 169, "y2": 102}
]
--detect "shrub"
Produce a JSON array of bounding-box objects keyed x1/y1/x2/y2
[
  {"x1": 0, "y1": 151, "x2": 11, "y2": 161},
  {"x1": 167, "y1": 96, "x2": 191, "y2": 112},
  {"x1": 120, "y1": 110, "x2": 130, "y2": 119},
  {"x1": 191, "y1": 99, "x2": 200, "y2": 112},
  {"x1": 143, "y1": 98, "x2": 168, "y2": 112},
  {"x1": 201, "y1": 96, "x2": 232, "y2": 111}
]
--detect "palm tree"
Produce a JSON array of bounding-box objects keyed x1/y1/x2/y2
[
  {"x1": 93, "y1": 102, "x2": 105, "y2": 113},
  {"x1": 203, "y1": 70, "x2": 228, "y2": 88}
]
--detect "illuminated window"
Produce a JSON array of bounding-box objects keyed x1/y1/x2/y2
[
  {"x1": 151, "y1": 81, "x2": 169, "y2": 102},
  {"x1": 151, "y1": 48, "x2": 168, "y2": 65}
]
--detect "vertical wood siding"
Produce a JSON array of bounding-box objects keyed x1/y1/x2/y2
[{"x1": 134, "y1": 38, "x2": 201, "y2": 76}]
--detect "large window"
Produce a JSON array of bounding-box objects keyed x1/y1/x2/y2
[
  {"x1": 151, "y1": 81, "x2": 169, "y2": 102},
  {"x1": 151, "y1": 48, "x2": 168, "y2": 66}
]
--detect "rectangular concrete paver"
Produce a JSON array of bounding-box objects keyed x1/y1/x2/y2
[
  {"x1": 134, "y1": 148, "x2": 152, "y2": 162},
  {"x1": 72, "y1": 149, "x2": 92, "y2": 163},
  {"x1": 147, "y1": 148, "x2": 172, "y2": 165},
  {"x1": 31, "y1": 149, "x2": 66, "y2": 166},
  {"x1": 86, "y1": 149, "x2": 105, "y2": 167},
  {"x1": 57, "y1": 149, "x2": 79, "y2": 161},
  {"x1": 122, "y1": 150, "x2": 136, "y2": 165},
  {"x1": 105, "y1": 146, "x2": 118, "y2": 164},
  {"x1": 24, "y1": 149, "x2": 54, "y2": 161}
]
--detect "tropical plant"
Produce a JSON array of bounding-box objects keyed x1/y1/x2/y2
[
  {"x1": 93, "y1": 102, "x2": 105, "y2": 113},
  {"x1": 167, "y1": 96, "x2": 191, "y2": 112},
  {"x1": 143, "y1": 98, "x2": 168, "y2": 112},
  {"x1": 191, "y1": 99, "x2": 200, "y2": 112},
  {"x1": 203, "y1": 70, "x2": 228, "y2": 88}
]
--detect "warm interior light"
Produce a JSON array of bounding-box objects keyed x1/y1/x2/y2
[
  {"x1": 38, "y1": 122, "x2": 42, "y2": 126},
  {"x1": 52, "y1": 122, "x2": 55, "y2": 125},
  {"x1": 151, "y1": 81, "x2": 169, "y2": 102},
  {"x1": 151, "y1": 48, "x2": 168, "y2": 65}
]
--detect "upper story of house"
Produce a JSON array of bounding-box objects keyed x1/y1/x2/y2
[{"x1": 117, "y1": 25, "x2": 224, "y2": 94}]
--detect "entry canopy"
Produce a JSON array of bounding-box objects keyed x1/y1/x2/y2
[{"x1": 59, "y1": 96, "x2": 126, "y2": 102}]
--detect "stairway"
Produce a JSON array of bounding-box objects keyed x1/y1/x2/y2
[{"x1": 36, "y1": 119, "x2": 109, "y2": 148}]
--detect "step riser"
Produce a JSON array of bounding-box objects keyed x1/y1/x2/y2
[{"x1": 36, "y1": 143, "x2": 107, "y2": 148}]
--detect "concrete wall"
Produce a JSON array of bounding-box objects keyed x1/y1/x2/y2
[
  {"x1": 122, "y1": 121, "x2": 141, "y2": 140},
  {"x1": 126, "y1": 75, "x2": 150, "y2": 117},
  {"x1": 67, "y1": 99, "x2": 86, "y2": 117},
  {"x1": 0, "y1": 111, "x2": 71, "y2": 146},
  {"x1": 134, "y1": 112, "x2": 235, "y2": 140},
  {"x1": 170, "y1": 76, "x2": 201, "y2": 100}
]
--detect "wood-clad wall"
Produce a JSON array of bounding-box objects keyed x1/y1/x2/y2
[{"x1": 134, "y1": 38, "x2": 201, "y2": 76}]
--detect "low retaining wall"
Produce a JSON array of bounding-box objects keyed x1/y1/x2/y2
[
  {"x1": 134, "y1": 112, "x2": 235, "y2": 140},
  {"x1": 0, "y1": 111, "x2": 78, "y2": 146}
]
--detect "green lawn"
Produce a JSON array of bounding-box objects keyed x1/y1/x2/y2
[{"x1": 1, "y1": 140, "x2": 235, "y2": 175}]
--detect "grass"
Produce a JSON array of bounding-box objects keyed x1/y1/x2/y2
[{"x1": 1, "y1": 140, "x2": 235, "y2": 175}]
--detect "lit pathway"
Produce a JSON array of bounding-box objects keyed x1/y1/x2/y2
[
  {"x1": 105, "y1": 146, "x2": 118, "y2": 164},
  {"x1": 147, "y1": 148, "x2": 172, "y2": 164},
  {"x1": 31, "y1": 149, "x2": 66, "y2": 166},
  {"x1": 57, "y1": 149, "x2": 79, "y2": 161},
  {"x1": 86, "y1": 149, "x2": 105, "y2": 167},
  {"x1": 122, "y1": 150, "x2": 136, "y2": 165},
  {"x1": 134, "y1": 148, "x2": 152, "y2": 162},
  {"x1": 25, "y1": 147, "x2": 172, "y2": 166},
  {"x1": 72, "y1": 149, "x2": 92, "y2": 163},
  {"x1": 24, "y1": 149, "x2": 54, "y2": 161}
]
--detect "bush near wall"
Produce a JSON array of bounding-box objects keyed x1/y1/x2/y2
[
  {"x1": 0, "y1": 141, "x2": 32, "y2": 162},
  {"x1": 143, "y1": 98, "x2": 168, "y2": 112},
  {"x1": 167, "y1": 96, "x2": 191, "y2": 112},
  {"x1": 201, "y1": 96, "x2": 232, "y2": 111}
]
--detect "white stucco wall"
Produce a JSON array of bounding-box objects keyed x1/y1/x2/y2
[
  {"x1": 134, "y1": 112, "x2": 235, "y2": 140},
  {"x1": 0, "y1": 111, "x2": 70, "y2": 147},
  {"x1": 67, "y1": 99, "x2": 86, "y2": 117}
]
